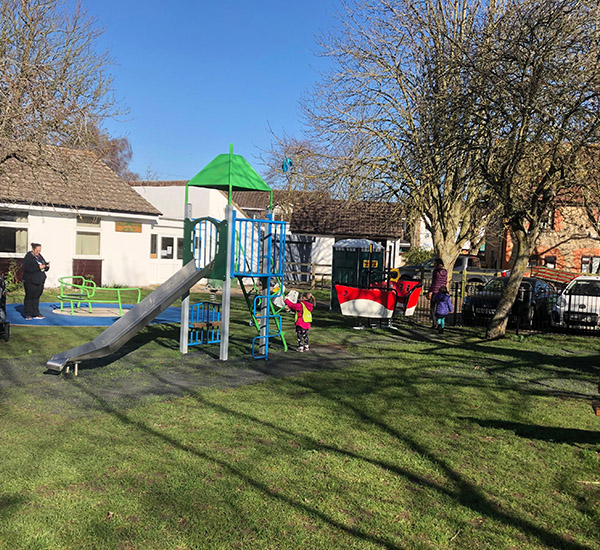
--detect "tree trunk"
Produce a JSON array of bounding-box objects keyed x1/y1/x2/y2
[{"x1": 486, "y1": 229, "x2": 534, "y2": 339}]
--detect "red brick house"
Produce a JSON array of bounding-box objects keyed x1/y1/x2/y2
[{"x1": 485, "y1": 204, "x2": 600, "y2": 274}]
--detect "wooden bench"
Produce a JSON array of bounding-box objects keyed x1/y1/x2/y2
[{"x1": 58, "y1": 276, "x2": 141, "y2": 315}]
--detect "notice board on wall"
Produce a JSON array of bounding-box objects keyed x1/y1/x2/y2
[{"x1": 115, "y1": 221, "x2": 142, "y2": 233}]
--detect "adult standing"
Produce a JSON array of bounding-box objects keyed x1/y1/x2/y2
[
  {"x1": 23, "y1": 242, "x2": 50, "y2": 320},
  {"x1": 428, "y1": 258, "x2": 447, "y2": 328}
]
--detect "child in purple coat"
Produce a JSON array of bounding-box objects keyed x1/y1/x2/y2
[{"x1": 433, "y1": 286, "x2": 453, "y2": 334}]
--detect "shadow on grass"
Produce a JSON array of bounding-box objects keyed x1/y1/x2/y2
[
  {"x1": 69, "y1": 353, "x2": 594, "y2": 550},
  {"x1": 287, "y1": 375, "x2": 594, "y2": 550},
  {"x1": 338, "y1": 326, "x2": 599, "y2": 401},
  {"x1": 0, "y1": 494, "x2": 26, "y2": 519},
  {"x1": 70, "y1": 377, "x2": 407, "y2": 550},
  {"x1": 460, "y1": 417, "x2": 600, "y2": 445},
  {"x1": 4, "y1": 316, "x2": 597, "y2": 547}
]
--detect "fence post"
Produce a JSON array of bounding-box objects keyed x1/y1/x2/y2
[
  {"x1": 311, "y1": 263, "x2": 316, "y2": 290},
  {"x1": 453, "y1": 282, "x2": 459, "y2": 326}
]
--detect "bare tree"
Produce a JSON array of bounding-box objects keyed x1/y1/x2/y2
[
  {"x1": 301, "y1": 0, "x2": 497, "y2": 273},
  {"x1": 476, "y1": 0, "x2": 600, "y2": 338},
  {"x1": 578, "y1": 147, "x2": 600, "y2": 246},
  {"x1": 260, "y1": 131, "x2": 328, "y2": 192},
  {"x1": 62, "y1": 122, "x2": 140, "y2": 180},
  {"x1": 0, "y1": 0, "x2": 122, "y2": 158}
]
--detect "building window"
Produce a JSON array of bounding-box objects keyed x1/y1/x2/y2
[
  {"x1": 528, "y1": 255, "x2": 540, "y2": 267},
  {"x1": 150, "y1": 234, "x2": 157, "y2": 259},
  {"x1": 177, "y1": 237, "x2": 183, "y2": 260},
  {"x1": 540, "y1": 210, "x2": 554, "y2": 230},
  {"x1": 161, "y1": 237, "x2": 174, "y2": 259},
  {"x1": 582, "y1": 256, "x2": 600, "y2": 274},
  {"x1": 75, "y1": 215, "x2": 101, "y2": 256},
  {"x1": 0, "y1": 210, "x2": 28, "y2": 253},
  {"x1": 76, "y1": 232, "x2": 100, "y2": 255},
  {"x1": 544, "y1": 256, "x2": 556, "y2": 269},
  {"x1": 76, "y1": 215, "x2": 101, "y2": 228}
]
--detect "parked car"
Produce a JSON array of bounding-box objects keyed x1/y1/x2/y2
[
  {"x1": 462, "y1": 277, "x2": 556, "y2": 328},
  {"x1": 399, "y1": 255, "x2": 502, "y2": 284},
  {"x1": 551, "y1": 276, "x2": 600, "y2": 330}
]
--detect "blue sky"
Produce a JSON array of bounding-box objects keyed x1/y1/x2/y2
[{"x1": 85, "y1": 0, "x2": 339, "y2": 181}]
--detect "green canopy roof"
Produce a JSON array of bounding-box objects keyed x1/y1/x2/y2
[{"x1": 186, "y1": 145, "x2": 272, "y2": 207}]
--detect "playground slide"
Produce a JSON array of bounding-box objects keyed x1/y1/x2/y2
[{"x1": 46, "y1": 260, "x2": 214, "y2": 373}]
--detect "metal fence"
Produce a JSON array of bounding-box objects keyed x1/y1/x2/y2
[{"x1": 407, "y1": 279, "x2": 600, "y2": 334}]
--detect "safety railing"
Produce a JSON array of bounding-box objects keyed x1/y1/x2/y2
[
  {"x1": 193, "y1": 217, "x2": 220, "y2": 270},
  {"x1": 189, "y1": 302, "x2": 222, "y2": 346},
  {"x1": 231, "y1": 212, "x2": 287, "y2": 278}
]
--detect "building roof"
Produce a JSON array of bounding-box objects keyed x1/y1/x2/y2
[
  {"x1": 130, "y1": 180, "x2": 187, "y2": 187},
  {"x1": 0, "y1": 140, "x2": 161, "y2": 216},
  {"x1": 231, "y1": 190, "x2": 406, "y2": 239}
]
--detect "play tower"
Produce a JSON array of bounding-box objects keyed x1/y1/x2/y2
[{"x1": 181, "y1": 145, "x2": 288, "y2": 360}]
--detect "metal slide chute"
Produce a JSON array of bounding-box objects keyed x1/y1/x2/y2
[{"x1": 46, "y1": 260, "x2": 214, "y2": 373}]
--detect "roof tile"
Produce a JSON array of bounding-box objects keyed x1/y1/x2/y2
[
  {"x1": 0, "y1": 139, "x2": 160, "y2": 216},
  {"x1": 232, "y1": 190, "x2": 405, "y2": 239}
]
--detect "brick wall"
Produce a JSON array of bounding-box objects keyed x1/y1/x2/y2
[
  {"x1": 485, "y1": 205, "x2": 600, "y2": 272},
  {"x1": 533, "y1": 205, "x2": 599, "y2": 271}
]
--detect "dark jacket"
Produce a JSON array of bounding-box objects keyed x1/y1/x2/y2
[
  {"x1": 430, "y1": 267, "x2": 448, "y2": 294},
  {"x1": 22, "y1": 251, "x2": 49, "y2": 285},
  {"x1": 434, "y1": 292, "x2": 453, "y2": 316}
]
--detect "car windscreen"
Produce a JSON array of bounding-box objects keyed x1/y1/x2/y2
[
  {"x1": 483, "y1": 279, "x2": 505, "y2": 292},
  {"x1": 482, "y1": 278, "x2": 532, "y2": 293},
  {"x1": 567, "y1": 280, "x2": 600, "y2": 296}
]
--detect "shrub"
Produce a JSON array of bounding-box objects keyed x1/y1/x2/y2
[
  {"x1": 4, "y1": 260, "x2": 23, "y2": 293},
  {"x1": 402, "y1": 247, "x2": 434, "y2": 266}
]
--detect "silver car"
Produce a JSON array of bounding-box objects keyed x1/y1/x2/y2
[{"x1": 551, "y1": 276, "x2": 600, "y2": 330}]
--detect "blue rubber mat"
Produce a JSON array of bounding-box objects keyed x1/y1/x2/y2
[{"x1": 6, "y1": 303, "x2": 182, "y2": 327}]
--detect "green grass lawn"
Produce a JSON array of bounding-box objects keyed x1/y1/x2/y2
[{"x1": 0, "y1": 291, "x2": 599, "y2": 549}]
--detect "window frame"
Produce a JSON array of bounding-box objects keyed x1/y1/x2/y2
[
  {"x1": 150, "y1": 234, "x2": 158, "y2": 259},
  {"x1": 160, "y1": 236, "x2": 174, "y2": 260},
  {"x1": 75, "y1": 231, "x2": 101, "y2": 256},
  {"x1": 177, "y1": 237, "x2": 184, "y2": 260},
  {"x1": 75, "y1": 215, "x2": 101, "y2": 257},
  {"x1": 0, "y1": 209, "x2": 28, "y2": 255}
]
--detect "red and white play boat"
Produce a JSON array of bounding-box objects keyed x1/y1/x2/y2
[
  {"x1": 335, "y1": 279, "x2": 422, "y2": 320},
  {"x1": 335, "y1": 286, "x2": 397, "y2": 319}
]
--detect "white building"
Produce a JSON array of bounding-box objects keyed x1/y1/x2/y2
[
  {"x1": 130, "y1": 181, "x2": 248, "y2": 284},
  {"x1": 0, "y1": 140, "x2": 160, "y2": 287}
]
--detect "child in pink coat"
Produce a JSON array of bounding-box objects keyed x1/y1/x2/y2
[{"x1": 284, "y1": 291, "x2": 315, "y2": 352}]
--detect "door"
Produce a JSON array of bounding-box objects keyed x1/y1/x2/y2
[{"x1": 72, "y1": 259, "x2": 102, "y2": 286}]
